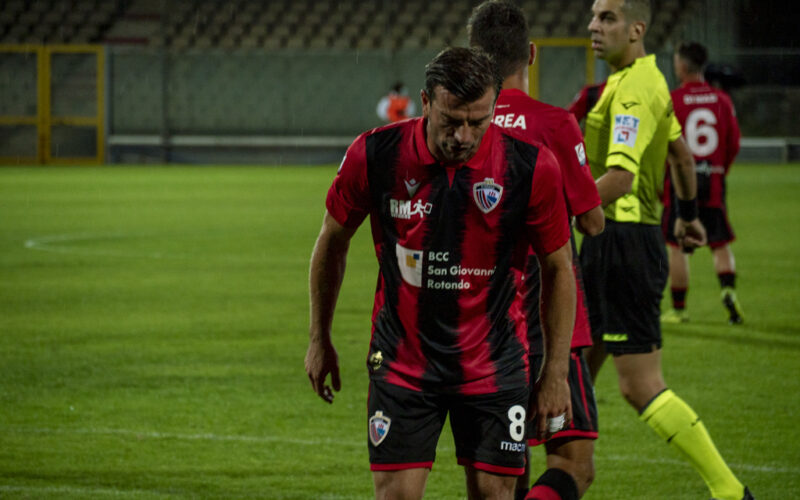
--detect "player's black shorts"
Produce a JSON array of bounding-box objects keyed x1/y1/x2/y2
[
  {"x1": 662, "y1": 203, "x2": 736, "y2": 249},
  {"x1": 367, "y1": 379, "x2": 529, "y2": 475},
  {"x1": 527, "y1": 350, "x2": 598, "y2": 445},
  {"x1": 580, "y1": 221, "x2": 667, "y2": 354}
]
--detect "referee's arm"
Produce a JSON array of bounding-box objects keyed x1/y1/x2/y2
[{"x1": 595, "y1": 166, "x2": 634, "y2": 207}]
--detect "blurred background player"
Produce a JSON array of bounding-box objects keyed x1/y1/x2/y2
[
  {"x1": 375, "y1": 81, "x2": 416, "y2": 123},
  {"x1": 468, "y1": 2, "x2": 604, "y2": 499},
  {"x1": 307, "y1": 47, "x2": 575, "y2": 500},
  {"x1": 661, "y1": 41, "x2": 744, "y2": 324},
  {"x1": 567, "y1": 82, "x2": 606, "y2": 125},
  {"x1": 579, "y1": 1, "x2": 753, "y2": 499}
]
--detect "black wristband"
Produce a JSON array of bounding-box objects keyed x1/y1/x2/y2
[{"x1": 677, "y1": 197, "x2": 698, "y2": 221}]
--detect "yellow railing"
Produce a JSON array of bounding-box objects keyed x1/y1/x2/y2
[{"x1": 0, "y1": 44, "x2": 104, "y2": 165}]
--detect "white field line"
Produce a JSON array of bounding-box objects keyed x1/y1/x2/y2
[
  {"x1": 0, "y1": 484, "x2": 169, "y2": 498},
  {"x1": 0, "y1": 484, "x2": 369, "y2": 500},
  {"x1": 4, "y1": 426, "x2": 797, "y2": 475},
  {"x1": 24, "y1": 232, "x2": 171, "y2": 260}
]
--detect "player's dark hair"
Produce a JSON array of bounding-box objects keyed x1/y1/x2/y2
[
  {"x1": 676, "y1": 41, "x2": 709, "y2": 74},
  {"x1": 424, "y1": 47, "x2": 501, "y2": 104},
  {"x1": 467, "y1": 0, "x2": 530, "y2": 79},
  {"x1": 621, "y1": 0, "x2": 651, "y2": 28}
]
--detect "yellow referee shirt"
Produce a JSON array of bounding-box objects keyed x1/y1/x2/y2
[{"x1": 584, "y1": 54, "x2": 682, "y2": 225}]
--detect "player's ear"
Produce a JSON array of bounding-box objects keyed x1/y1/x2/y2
[
  {"x1": 421, "y1": 89, "x2": 431, "y2": 118},
  {"x1": 529, "y1": 42, "x2": 536, "y2": 66}
]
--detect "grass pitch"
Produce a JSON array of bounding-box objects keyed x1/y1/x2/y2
[{"x1": 1, "y1": 163, "x2": 798, "y2": 499}]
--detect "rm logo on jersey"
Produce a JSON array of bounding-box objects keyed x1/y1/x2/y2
[
  {"x1": 369, "y1": 411, "x2": 391, "y2": 446},
  {"x1": 612, "y1": 114, "x2": 640, "y2": 148},
  {"x1": 473, "y1": 178, "x2": 503, "y2": 214}
]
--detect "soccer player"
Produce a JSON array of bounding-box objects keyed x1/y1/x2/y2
[
  {"x1": 305, "y1": 47, "x2": 576, "y2": 500},
  {"x1": 467, "y1": 2, "x2": 604, "y2": 499},
  {"x1": 660, "y1": 41, "x2": 743, "y2": 324},
  {"x1": 579, "y1": 1, "x2": 754, "y2": 499},
  {"x1": 567, "y1": 82, "x2": 606, "y2": 124}
]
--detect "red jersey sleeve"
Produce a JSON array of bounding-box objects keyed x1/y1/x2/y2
[
  {"x1": 723, "y1": 93, "x2": 741, "y2": 169},
  {"x1": 567, "y1": 87, "x2": 589, "y2": 122},
  {"x1": 550, "y1": 114, "x2": 601, "y2": 217},
  {"x1": 325, "y1": 134, "x2": 371, "y2": 228},
  {"x1": 526, "y1": 145, "x2": 571, "y2": 256}
]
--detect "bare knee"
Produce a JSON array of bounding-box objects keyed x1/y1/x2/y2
[
  {"x1": 545, "y1": 439, "x2": 595, "y2": 497},
  {"x1": 465, "y1": 467, "x2": 517, "y2": 500},
  {"x1": 373, "y1": 469, "x2": 428, "y2": 500}
]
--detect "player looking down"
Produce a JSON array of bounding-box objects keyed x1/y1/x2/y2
[{"x1": 306, "y1": 47, "x2": 575, "y2": 500}]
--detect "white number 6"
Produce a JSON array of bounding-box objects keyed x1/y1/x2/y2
[{"x1": 685, "y1": 108, "x2": 718, "y2": 157}]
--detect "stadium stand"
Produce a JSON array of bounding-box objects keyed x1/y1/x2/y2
[{"x1": 0, "y1": 0, "x2": 689, "y2": 50}]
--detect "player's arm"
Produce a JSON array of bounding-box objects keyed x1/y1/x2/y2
[
  {"x1": 667, "y1": 136, "x2": 707, "y2": 249},
  {"x1": 535, "y1": 242, "x2": 576, "y2": 439},
  {"x1": 576, "y1": 205, "x2": 605, "y2": 236},
  {"x1": 595, "y1": 167, "x2": 634, "y2": 208},
  {"x1": 553, "y1": 114, "x2": 605, "y2": 236},
  {"x1": 305, "y1": 211, "x2": 357, "y2": 403},
  {"x1": 526, "y1": 146, "x2": 575, "y2": 439}
]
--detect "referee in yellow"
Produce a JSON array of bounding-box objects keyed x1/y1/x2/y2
[{"x1": 580, "y1": 1, "x2": 753, "y2": 499}]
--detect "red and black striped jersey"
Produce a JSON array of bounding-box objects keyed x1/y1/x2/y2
[
  {"x1": 494, "y1": 88, "x2": 600, "y2": 351},
  {"x1": 326, "y1": 117, "x2": 570, "y2": 395},
  {"x1": 664, "y1": 81, "x2": 741, "y2": 209}
]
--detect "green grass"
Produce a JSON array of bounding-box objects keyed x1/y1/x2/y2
[{"x1": 1, "y1": 163, "x2": 798, "y2": 499}]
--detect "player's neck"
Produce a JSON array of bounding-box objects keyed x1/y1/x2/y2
[
  {"x1": 682, "y1": 74, "x2": 705, "y2": 85},
  {"x1": 502, "y1": 70, "x2": 529, "y2": 96}
]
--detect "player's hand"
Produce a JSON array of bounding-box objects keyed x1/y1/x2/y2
[
  {"x1": 304, "y1": 338, "x2": 341, "y2": 404},
  {"x1": 674, "y1": 217, "x2": 707, "y2": 252},
  {"x1": 530, "y1": 371, "x2": 572, "y2": 442}
]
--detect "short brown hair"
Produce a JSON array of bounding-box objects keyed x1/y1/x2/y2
[
  {"x1": 424, "y1": 47, "x2": 502, "y2": 104},
  {"x1": 467, "y1": 1, "x2": 530, "y2": 80}
]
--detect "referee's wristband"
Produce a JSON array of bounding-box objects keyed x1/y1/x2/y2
[{"x1": 677, "y1": 197, "x2": 698, "y2": 221}]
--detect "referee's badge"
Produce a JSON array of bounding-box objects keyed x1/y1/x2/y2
[
  {"x1": 473, "y1": 178, "x2": 503, "y2": 214},
  {"x1": 369, "y1": 411, "x2": 391, "y2": 446}
]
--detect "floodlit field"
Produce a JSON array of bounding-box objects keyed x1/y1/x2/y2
[{"x1": 1, "y1": 163, "x2": 798, "y2": 499}]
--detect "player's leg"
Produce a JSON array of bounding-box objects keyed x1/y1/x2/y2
[
  {"x1": 450, "y1": 387, "x2": 529, "y2": 500},
  {"x1": 373, "y1": 469, "x2": 429, "y2": 500},
  {"x1": 582, "y1": 343, "x2": 607, "y2": 383},
  {"x1": 464, "y1": 468, "x2": 518, "y2": 500},
  {"x1": 526, "y1": 351, "x2": 597, "y2": 499},
  {"x1": 368, "y1": 380, "x2": 445, "y2": 500},
  {"x1": 705, "y1": 207, "x2": 743, "y2": 323},
  {"x1": 539, "y1": 439, "x2": 593, "y2": 499},
  {"x1": 577, "y1": 232, "x2": 608, "y2": 382},
  {"x1": 661, "y1": 244, "x2": 690, "y2": 323},
  {"x1": 713, "y1": 243, "x2": 743, "y2": 323},
  {"x1": 661, "y1": 203, "x2": 690, "y2": 323},
  {"x1": 612, "y1": 350, "x2": 747, "y2": 500}
]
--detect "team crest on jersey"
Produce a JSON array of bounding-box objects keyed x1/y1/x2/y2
[
  {"x1": 369, "y1": 411, "x2": 391, "y2": 446},
  {"x1": 473, "y1": 178, "x2": 503, "y2": 214}
]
